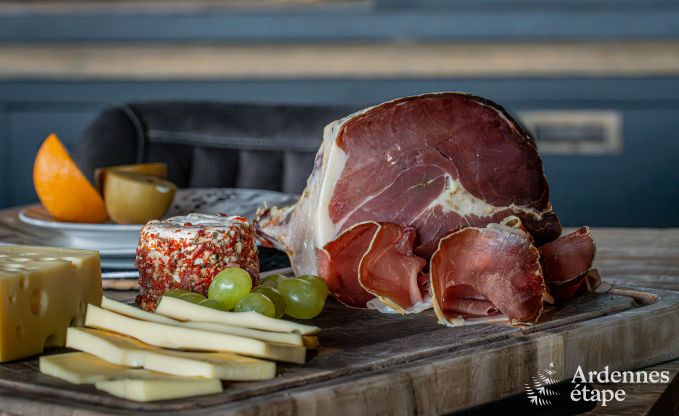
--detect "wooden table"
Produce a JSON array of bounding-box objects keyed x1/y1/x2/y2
[{"x1": 0, "y1": 228, "x2": 677, "y2": 415}]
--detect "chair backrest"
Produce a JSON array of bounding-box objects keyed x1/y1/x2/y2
[{"x1": 74, "y1": 102, "x2": 358, "y2": 194}]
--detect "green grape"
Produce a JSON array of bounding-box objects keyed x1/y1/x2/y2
[
  {"x1": 234, "y1": 293, "x2": 276, "y2": 318},
  {"x1": 259, "y1": 273, "x2": 286, "y2": 288},
  {"x1": 297, "y1": 275, "x2": 329, "y2": 297},
  {"x1": 254, "y1": 286, "x2": 286, "y2": 318},
  {"x1": 208, "y1": 267, "x2": 252, "y2": 310},
  {"x1": 277, "y1": 278, "x2": 326, "y2": 319},
  {"x1": 162, "y1": 289, "x2": 190, "y2": 298},
  {"x1": 178, "y1": 292, "x2": 206, "y2": 304},
  {"x1": 198, "y1": 298, "x2": 227, "y2": 311}
]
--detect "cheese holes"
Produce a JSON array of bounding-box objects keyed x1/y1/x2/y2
[
  {"x1": 30, "y1": 288, "x2": 48, "y2": 316},
  {"x1": 15, "y1": 325, "x2": 23, "y2": 340},
  {"x1": 7, "y1": 293, "x2": 16, "y2": 304}
]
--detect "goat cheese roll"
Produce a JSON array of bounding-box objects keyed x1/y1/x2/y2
[{"x1": 135, "y1": 213, "x2": 259, "y2": 311}]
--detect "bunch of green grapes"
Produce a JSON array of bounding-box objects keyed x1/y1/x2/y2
[
  {"x1": 260, "y1": 273, "x2": 328, "y2": 319},
  {"x1": 161, "y1": 268, "x2": 329, "y2": 319}
]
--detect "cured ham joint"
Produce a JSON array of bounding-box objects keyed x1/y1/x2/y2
[{"x1": 255, "y1": 92, "x2": 601, "y2": 328}]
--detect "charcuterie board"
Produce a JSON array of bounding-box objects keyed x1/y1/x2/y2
[{"x1": 0, "y1": 286, "x2": 677, "y2": 415}]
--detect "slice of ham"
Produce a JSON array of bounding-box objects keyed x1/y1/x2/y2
[
  {"x1": 316, "y1": 222, "x2": 377, "y2": 307},
  {"x1": 440, "y1": 285, "x2": 500, "y2": 317},
  {"x1": 540, "y1": 226, "x2": 596, "y2": 284},
  {"x1": 316, "y1": 221, "x2": 427, "y2": 311},
  {"x1": 430, "y1": 227, "x2": 545, "y2": 326},
  {"x1": 539, "y1": 226, "x2": 596, "y2": 300},
  {"x1": 257, "y1": 93, "x2": 561, "y2": 277},
  {"x1": 358, "y1": 223, "x2": 427, "y2": 313}
]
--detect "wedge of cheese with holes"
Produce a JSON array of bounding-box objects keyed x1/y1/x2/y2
[
  {"x1": 40, "y1": 352, "x2": 222, "y2": 402},
  {"x1": 156, "y1": 296, "x2": 320, "y2": 335},
  {"x1": 67, "y1": 327, "x2": 276, "y2": 380},
  {"x1": 85, "y1": 305, "x2": 306, "y2": 364},
  {"x1": 102, "y1": 297, "x2": 303, "y2": 346},
  {"x1": 0, "y1": 246, "x2": 102, "y2": 361}
]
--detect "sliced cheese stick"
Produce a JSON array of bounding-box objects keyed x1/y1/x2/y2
[
  {"x1": 42, "y1": 351, "x2": 223, "y2": 402},
  {"x1": 181, "y1": 321, "x2": 303, "y2": 346},
  {"x1": 95, "y1": 378, "x2": 222, "y2": 402},
  {"x1": 101, "y1": 296, "x2": 178, "y2": 325},
  {"x1": 156, "y1": 296, "x2": 320, "y2": 335},
  {"x1": 85, "y1": 305, "x2": 306, "y2": 364},
  {"x1": 67, "y1": 327, "x2": 276, "y2": 380},
  {"x1": 143, "y1": 350, "x2": 275, "y2": 380},
  {"x1": 40, "y1": 351, "x2": 152, "y2": 384},
  {"x1": 67, "y1": 327, "x2": 150, "y2": 367},
  {"x1": 102, "y1": 297, "x2": 303, "y2": 346}
]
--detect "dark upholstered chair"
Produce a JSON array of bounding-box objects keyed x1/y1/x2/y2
[{"x1": 74, "y1": 102, "x2": 358, "y2": 194}]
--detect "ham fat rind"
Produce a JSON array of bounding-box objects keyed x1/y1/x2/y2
[
  {"x1": 430, "y1": 227, "x2": 545, "y2": 326},
  {"x1": 257, "y1": 93, "x2": 561, "y2": 276}
]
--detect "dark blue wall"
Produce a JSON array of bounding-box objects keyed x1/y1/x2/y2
[
  {"x1": 1, "y1": 77, "x2": 678, "y2": 227},
  {"x1": 1, "y1": 1, "x2": 678, "y2": 227}
]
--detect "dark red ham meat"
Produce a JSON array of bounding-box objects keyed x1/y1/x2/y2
[
  {"x1": 540, "y1": 227, "x2": 595, "y2": 284},
  {"x1": 316, "y1": 222, "x2": 377, "y2": 308},
  {"x1": 430, "y1": 227, "x2": 545, "y2": 325},
  {"x1": 357, "y1": 223, "x2": 427, "y2": 312},
  {"x1": 539, "y1": 226, "x2": 596, "y2": 300},
  {"x1": 317, "y1": 221, "x2": 426, "y2": 311}
]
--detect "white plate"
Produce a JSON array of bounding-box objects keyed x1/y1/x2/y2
[
  {"x1": 19, "y1": 205, "x2": 142, "y2": 254},
  {"x1": 101, "y1": 257, "x2": 136, "y2": 270},
  {"x1": 15, "y1": 188, "x2": 297, "y2": 255}
]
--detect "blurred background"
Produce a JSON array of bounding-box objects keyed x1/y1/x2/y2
[{"x1": 0, "y1": 0, "x2": 677, "y2": 228}]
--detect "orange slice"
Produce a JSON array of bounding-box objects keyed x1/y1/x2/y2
[{"x1": 33, "y1": 133, "x2": 109, "y2": 223}]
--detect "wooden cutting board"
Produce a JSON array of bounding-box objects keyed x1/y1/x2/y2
[{"x1": 0, "y1": 286, "x2": 677, "y2": 415}]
